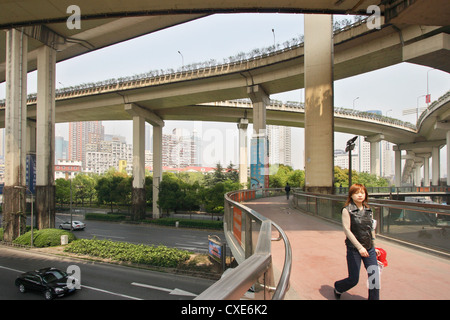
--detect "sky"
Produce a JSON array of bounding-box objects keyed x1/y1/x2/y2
[{"x1": 0, "y1": 13, "x2": 449, "y2": 171}]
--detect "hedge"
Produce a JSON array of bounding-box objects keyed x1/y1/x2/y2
[
  {"x1": 85, "y1": 213, "x2": 127, "y2": 221},
  {"x1": 64, "y1": 238, "x2": 190, "y2": 268},
  {"x1": 146, "y1": 218, "x2": 223, "y2": 230},
  {"x1": 13, "y1": 228, "x2": 77, "y2": 247}
]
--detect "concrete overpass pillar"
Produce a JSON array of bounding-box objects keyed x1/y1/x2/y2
[
  {"x1": 152, "y1": 125, "x2": 163, "y2": 218},
  {"x1": 131, "y1": 115, "x2": 146, "y2": 220},
  {"x1": 447, "y1": 130, "x2": 450, "y2": 186},
  {"x1": 394, "y1": 146, "x2": 402, "y2": 187},
  {"x1": 304, "y1": 14, "x2": 334, "y2": 194},
  {"x1": 366, "y1": 134, "x2": 385, "y2": 177},
  {"x1": 2, "y1": 29, "x2": 28, "y2": 241},
  {"x1": 35, "y1": 44, "x2": 56, "y2": 229},
  {"x1": 125, "y1": 103, "x2": 164, "y2": 219},
  {"x1": 416, "y1": 153, "x2": 431, "y2": 187},
  {"x1": 432, "y1": 146, "x2": 440, "y2": 186},
  {"x1": 413, "y1": 161, "x2": 423, "y2": 187},
  {"x1": 237, "y1": 118, "x2": 249, "y2": 188},
  {"x1": 248, "y1": 85, "x2": 269, "y2": 189}
]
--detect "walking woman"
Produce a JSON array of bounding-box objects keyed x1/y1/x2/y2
[{"x1": 334, "y1": 184, "x2": 380, "y2": 300}]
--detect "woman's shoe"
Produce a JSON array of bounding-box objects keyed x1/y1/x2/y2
[{"x1": 334, "y1": 288, "x2": 341, "y2": 300}]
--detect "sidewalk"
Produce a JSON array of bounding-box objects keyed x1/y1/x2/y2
[{"x1": 244, "y1": 196, "x2": 450, "y2": 300}]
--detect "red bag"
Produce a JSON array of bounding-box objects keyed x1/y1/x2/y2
[{"x1": 376, "y1": 247, "x2": 388, "y2": 267}]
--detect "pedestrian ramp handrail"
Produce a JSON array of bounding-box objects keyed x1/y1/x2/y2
[
  {"x1": 196, "y1": 188, "x2": 292, "y2": 300},
  {"x1": 292, "y1": 189, "x2": 450, "y2": 255}
]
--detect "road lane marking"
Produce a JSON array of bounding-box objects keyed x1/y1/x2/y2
[
  {"x1": 131, "y1": 282, "x2": 197, "y2": 297},
  {"x1": 0, "y1": 265, "x2": 142, "y2": 300},
  {"x1": 0, "y1": 265, "x2": 24, "y2": 273},
  {"x1": 82, "y1": 285, "x2": 142, "y2": 300}
]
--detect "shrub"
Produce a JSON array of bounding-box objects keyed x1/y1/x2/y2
[
  {"x1": 13, "y1": 228, "x2": 77, "y2": 247},
  {"x1": 85, "y1": 213, "x2": 126, "y2": 221},
  {"x1": 64, "y1": 238, "x2": 190, "y2": 268}
]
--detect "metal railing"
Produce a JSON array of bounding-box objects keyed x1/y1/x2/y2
[
  {"x1": 196, "y1": 188, "x2": 291, "y2": 300},
  {"x1": 292, "y1": 190, "x2": 450, "y2": 254},
  {"x1": 335, "y1": 185, "x2": 450, "y2": 195}
]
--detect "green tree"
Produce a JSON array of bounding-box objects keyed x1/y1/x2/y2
[
  {"x1": 334, "y1": 166, "x2": 390, "y2": 188},
  {"x1": 73, "y1": 174, "x2": 96, "y2": 206},
  {"x1": 158, "y1": 173, "x2": 184, "y2": 214},
  {"x1": 205, "y1": 163, "x2": 226, "y2": 187},
  {"x1": 55, "y1": 178, "x2": 70, "y2": 206},
  {"x1": 225, "y1": 162, "x2": 239, "y2": 183},
  {"x1": 287, "y1": 169, "x2": 305, "y2": 188},
  {"x1": 95, "y1": 174, "x2": 128, "y2": 213},
  {"x1": 145, "y1": 175, "x2": 153, "y2": 206}
]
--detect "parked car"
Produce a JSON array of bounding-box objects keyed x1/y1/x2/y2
[
  {"x1": 59, "y1": 220, "x2": 86, "y2": 230},
  {"x1": 15, "y1": 267, "x2": 78, "y2": 300}
]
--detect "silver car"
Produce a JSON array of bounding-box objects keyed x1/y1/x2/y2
[{"x1": 59, "y1": 220, "x2": 86, "y2": 231}]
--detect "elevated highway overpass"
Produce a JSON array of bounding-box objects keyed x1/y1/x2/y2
[
  {"x1": 0, "y1": 1, "x2": 449, "y2": 241},
  {"x1": 0, "y1": 18, "x2": 448, "y2": 186},
  {"x1": 1, "y1": 18, "x2": 448, "y2": 142},
  {"x1": 0, "y1": 0, "x2": 449, "y2": 82}
]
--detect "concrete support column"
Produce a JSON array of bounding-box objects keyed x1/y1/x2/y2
[
  {"x1": 432, "y1": 146, "x2": 440, "y2": 186},
  {"x1": 153, "y1": 125, "x2": 163, "y2": 218},
  {"x1": 447, "y1": 130, "x2": 450, "y2": 186},
  {"x1": 424, "y1": 156, "x2": 430, "y2": 187},
  {"x1": 3, "y1": 29, "x2": 28, "y2": 241},
  {"x1": 124, "y1": 103, "x2": 164, "y2": 219},
  {"x1": 237, "y1": 118, "x2": 249, "y2": 188},
  {"x1": 248, "y1": 85, "x2": 269, "y2": 189},
  {"x1": 366, "y1": 134, "x2": 385, "y2": 177},
  {"x1": 131, "y1": 115, "x2": 146, "y2": 220},
  {"x1": 394, "y1": 146, "x2": 402, "y2": 187},
  {"x1": 416, "y1": 153, "x2": 431, "y2": 187},
  {"x1": 35, "y1": 44, "x2": 56, "y2": 229},
  {"x1": 304, "y1": 14, "x2": 334, "y2": 194},
  {"x1": 413, "y1": 161, "x2": 423, "y2": 187},
  {"x1": 370, "y1": 141, "x2": 381, "y2": 176}
]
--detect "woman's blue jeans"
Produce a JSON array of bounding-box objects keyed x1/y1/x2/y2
[{"x1": 334, "y1": 246, "x2": 380, "y2": 300}]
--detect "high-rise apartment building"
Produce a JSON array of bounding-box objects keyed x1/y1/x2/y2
[
  {"x1": 84, "y1": 137, "x2": 132, "y2": 175},
  {"x1": 267, "y1": 125, "x2": 292, "y2": 167},
  {"x1": 162, "y1": 128, "x2": 200, "y2": 168},
  {"x1": 69, "y1": 121, "x2": 104, "y2": 166}
]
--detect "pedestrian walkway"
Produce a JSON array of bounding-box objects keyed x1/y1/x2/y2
[{"x1": 244, "y1": 196, "x2": 450, "y2": 300}]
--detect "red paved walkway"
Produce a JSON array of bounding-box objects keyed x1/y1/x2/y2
[{"x1": 244, "y1": 196, "x2": 450, "y2": 300}]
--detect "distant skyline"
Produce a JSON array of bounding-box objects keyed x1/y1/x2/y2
[{"x1": 0, "y1": 13, "x2": 449, "y2": 171}]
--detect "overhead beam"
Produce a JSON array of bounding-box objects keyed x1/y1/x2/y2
[
  {"x1": 124, "y1": 103, "x2": 164, "y2": 127},
  {"x1": 396, "y1": 139, "x2": 446, "y2": 150}
]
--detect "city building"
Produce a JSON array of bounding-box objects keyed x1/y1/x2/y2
[
  {"x1": 335, "y1": 137, "x2": 394, "y2": 178},
  {"x1": 267, "y1": 125, "x2": 292, "y2": 167},
  {"x1": 69, "y1": 121, "x2": 104, "y2": 166},
  {"x1": 162, "y1": 128, "x2": 200, "y2": 168},
  {"x1": 54, "y1": 160, "x2": 82, "y2": 179}
]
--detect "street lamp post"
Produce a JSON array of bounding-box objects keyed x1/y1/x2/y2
[
  {"x1": 346, "y1": 136, "x2": 358, "y2": 187},
  {"x1": 417, "y1": 94, "x2": 426, "y2": 122},
  {"x1": 427, "y1": 68, "x2": 437, "y2": 107},
  {"x1": 272, "y1": 28, "x2": 276, "y2": 48},
  {"x1": 178, "y1": 50, "x2": 184, "y2": 69},
  {"x1": 353, "y1": 97, "x2": 359, "y2": 110}
]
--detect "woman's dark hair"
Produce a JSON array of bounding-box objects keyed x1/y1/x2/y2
[{"x1": 344, "y1": 183, "x2": 370, "y2": 208}]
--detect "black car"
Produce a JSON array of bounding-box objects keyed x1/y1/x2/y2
[{"x1": 15, "y1": 267, "x2": 78, "y2": 300}]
